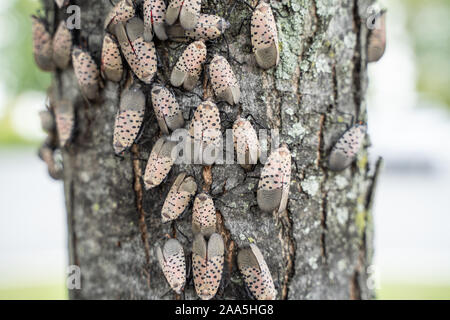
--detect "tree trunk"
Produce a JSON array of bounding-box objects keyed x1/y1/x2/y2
[{"x1": 43, "y1": 0, "x2": 381, "y2": 299}]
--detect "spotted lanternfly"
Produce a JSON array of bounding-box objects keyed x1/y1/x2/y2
[
  {"x1": 257, "y1": 144, "x2": 291, "y2": 213},
  {"x1": 328, "y1": 123, "x2": 367, "y2": 171},
  {"x1": 188, "y1": 101, "x2": 222, "y2": 165},
  {"x1": 170, "y1": 40, "x2": 207, "y2": 90},
  {"x1": 251, "y1": 2, "x2": 279, "y2": 70},
  {"x1": 116, "y1": 18, "x2": 157, "y2": 84},
  {"x1": 113, "y1": 85, "x2": 145, "y2": 155},
  {"x1": 192, "y1": 193, "x2": 216, "y2": 237},
  {"x1": 237, "y1": 243, "x2": 277, "y2": 300},
  {"x1": 101, "y1": 34, "x2": 124, "y2": 82},
  {"x1": 232, "y1": 117, "x2": 260, "y2": 170},
  {"x1": 192, "y1": 233, "x2": 224, "y2": 300},
  {"x1": 144, "y1": 137, "x2": 177, "y2": 190},
  {"x1": 156, "y1": 238, "x2": 186, "y2": 294},
  {"x1": 185, "y1": 14, "x2": 230, "y2": 41},
  {"x1": 52, "y1": 21, "x2": 72, "y2": 69},
  {"x1": 151, "y1": 85, "x2": 184, "y2": 135},
  {"x1": 185, "y1": 14, "x2": 230, "y2": 40},
  {"x1": 368, "y1": 11, "x2": 386, "y2": 63},
  {"x1": 209, "y1": 55, "x2": 240, "y2": 105},
  {"x1": 31, "y1": 16, "x2": 55, "y2": 72},
  {"x1": 166, "y1": 0, "x2": 200, "y2": 31},
  {"x1": 166, "y1": 0, "x2": 183, "y2": 26},
  {"x1": 179, "y1": 0, "x2": 201, "y2": 31},
  {"x1": 39, "y1": 142, "x2": 63, "y2": 180},
  {"x1": 54, "y1": 0, "x2": 69, "y2": 8},
  {"x1": 53, "y1": 99, "x2": 75, "y2": 147},
  {"x1": 39, "y1": 110, "x2": 55, "y2": 134},
  {"x1": 72, "y1": 48, "x2": 100, "y2": 101},
  {"x1": 143, "y1": 0, "x2": 168, "y2": 42},
  {"x1": 161, "y1": 173, "x2": 197, "y2": 223},
  {"x1": 168, "y1": 14, "x2": 229, "y2": 42},
  {"x1": 104, "y1": 0, "x2": 135, "y2": 33}
]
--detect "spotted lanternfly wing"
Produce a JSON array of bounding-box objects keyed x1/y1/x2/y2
[
  {"x1": 143, "y1": 0, "x2": 168, "y2": 41},
  {"x1": 39, "y1": 110, "x2": 55, "y2": 134},
  {"x1": 31, "y1": 16, "x2": 54, "y2": 72},
  {"x1": 238, "y1": 244, "x2": 277, "y2": 300},
  {"x1": 113, "y1": 85, "x2": 146, "y2": 154},
  {"x1": 53, "y1": 99, "x2": 75, "y2": 147},
  {"x1": 166, "y1": 0, "x2": 183, "y2": 26},
  {"x1": 54, "y1": 0, "x2": 69, "y2": 8},
  {"x1": 170, "y1": 40, "x2": 206, "y2": 90},
  {"x1": 101, "y1": 34, "x2": 123, "y2": 82},
  {"x1": 151, "y1": 85, "x2": 184, "y2": 135},
  {"x1": 185, "y1": 14, "x2": 230, "y2": 41},
  {"x1": 192, "y1": 193, "x2": 216, "y2": 237},
  {"x1": 161, "y1": 173, "x2": 197, "y2": 223},
  {"x1": 72, "y1": 48, "x2": 100, "y2": 101},
  {"x1": 116, "y1": 18, "x2": 157, "y2": 84},
  {"x1": 209, "y1": 55, "x2": 240, "y2": 105},
  {"x1": 144, "y1": 137, "x2": 177, "y2": 190},
  {"x1": 368, "y1": 11, "x2": 386, "y2": 63},
  {"x1": 232, "y1": 117, "x2": 260, "y2": 170},
  {"x1": 192, "y1": 233, "x2": 224, "y2": 300},
  {"x1": 328, "y1": 123, "x2": 367, "y2": 171},
  {"x1": 257, "y1": 144, "x2": 291, "y2": 213},
  {"x1": 251, "y1": 2, "x2": 279, "y2": 70},
  {"x1": 179, "y1": 0, "x2": 201, "y2": 31},
  {"x1": 52, "y1": 21, "x2": 72, "y2": 69},
  {"x1": 104, "y1": 0, "x2": 135, "y2": 32},
  {"x1": 183, "y1": 62, "x2": 202, "y2": 91},
  {"x1": 188, "y1": 101, "x2": 222, "y2": 165},
  {"x1": 156, "y1": 239, "x2": 186, "y2": 294}
]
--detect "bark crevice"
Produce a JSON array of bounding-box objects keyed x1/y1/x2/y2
[
  {"x1": 131, "y1": 144, "x2": 151, "y2": 282},
  {"x1": 352, "y1": 0, "x2": 363, "y2": 120},
  {"x1": 277, "y1": 208, "x2": 296, "y2": 300}
]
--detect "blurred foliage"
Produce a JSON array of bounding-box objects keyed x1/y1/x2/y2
[
  {"x1": 0, "y1": 283, "x2": 67, "y2": 300},
  {"x1": 0, "y1": 0, "x2": 51, "y2": 95},
  {"x1": 0, "y1": 112, "x2": 37, "y2": 146},
  {"x1": 402, "y1": 0, "x2": 450, "y2": 108},
  {"x1": 0, "y1": 0, "x2": 49, "y2": 146},
  {"x1": 378, "y1": 283, "x2": 450, "y2": 300}
]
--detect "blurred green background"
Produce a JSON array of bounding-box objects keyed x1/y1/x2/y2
[
  {"x1": 0, "y1": 0, "x2": 50, "y2": 146},
  {"x1": 0, "y1": 0, "x2": 449, "y2": 300}
]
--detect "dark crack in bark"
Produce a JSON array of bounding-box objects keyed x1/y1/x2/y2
[
  {"x1": 352, "y1": 0, "x2": 363, "y2": 120},
  {"x1": 131, "y1": 144, "x2": 151, "y2": 287},
  {"x1": 366, "y1": 157, "x2": 383, "y2": 210},
  {"x1": 277, "y1": 209, "x2": 296, "y2": 300},
  {"x1": 351, "y1": 157, "x2": 383, "y2": 300},
  {"x1": 216, "y1": 210, "x2": 237, "y2": 279},
  {"x1": 350, "y1": 269, "x2": 362, "y2": 300}
]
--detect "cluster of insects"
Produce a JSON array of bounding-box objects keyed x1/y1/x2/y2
[{"x1": 33, "y1": 0, "x2": 386, "y2": 300}]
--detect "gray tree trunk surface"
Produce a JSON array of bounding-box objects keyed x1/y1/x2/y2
[{"x1": 43, "y1": 0, "x2": 380, "y2": 299}]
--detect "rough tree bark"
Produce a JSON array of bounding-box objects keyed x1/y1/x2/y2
[{"x1": 42, "y1": 0, "x2": 381, "y2": 299}]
